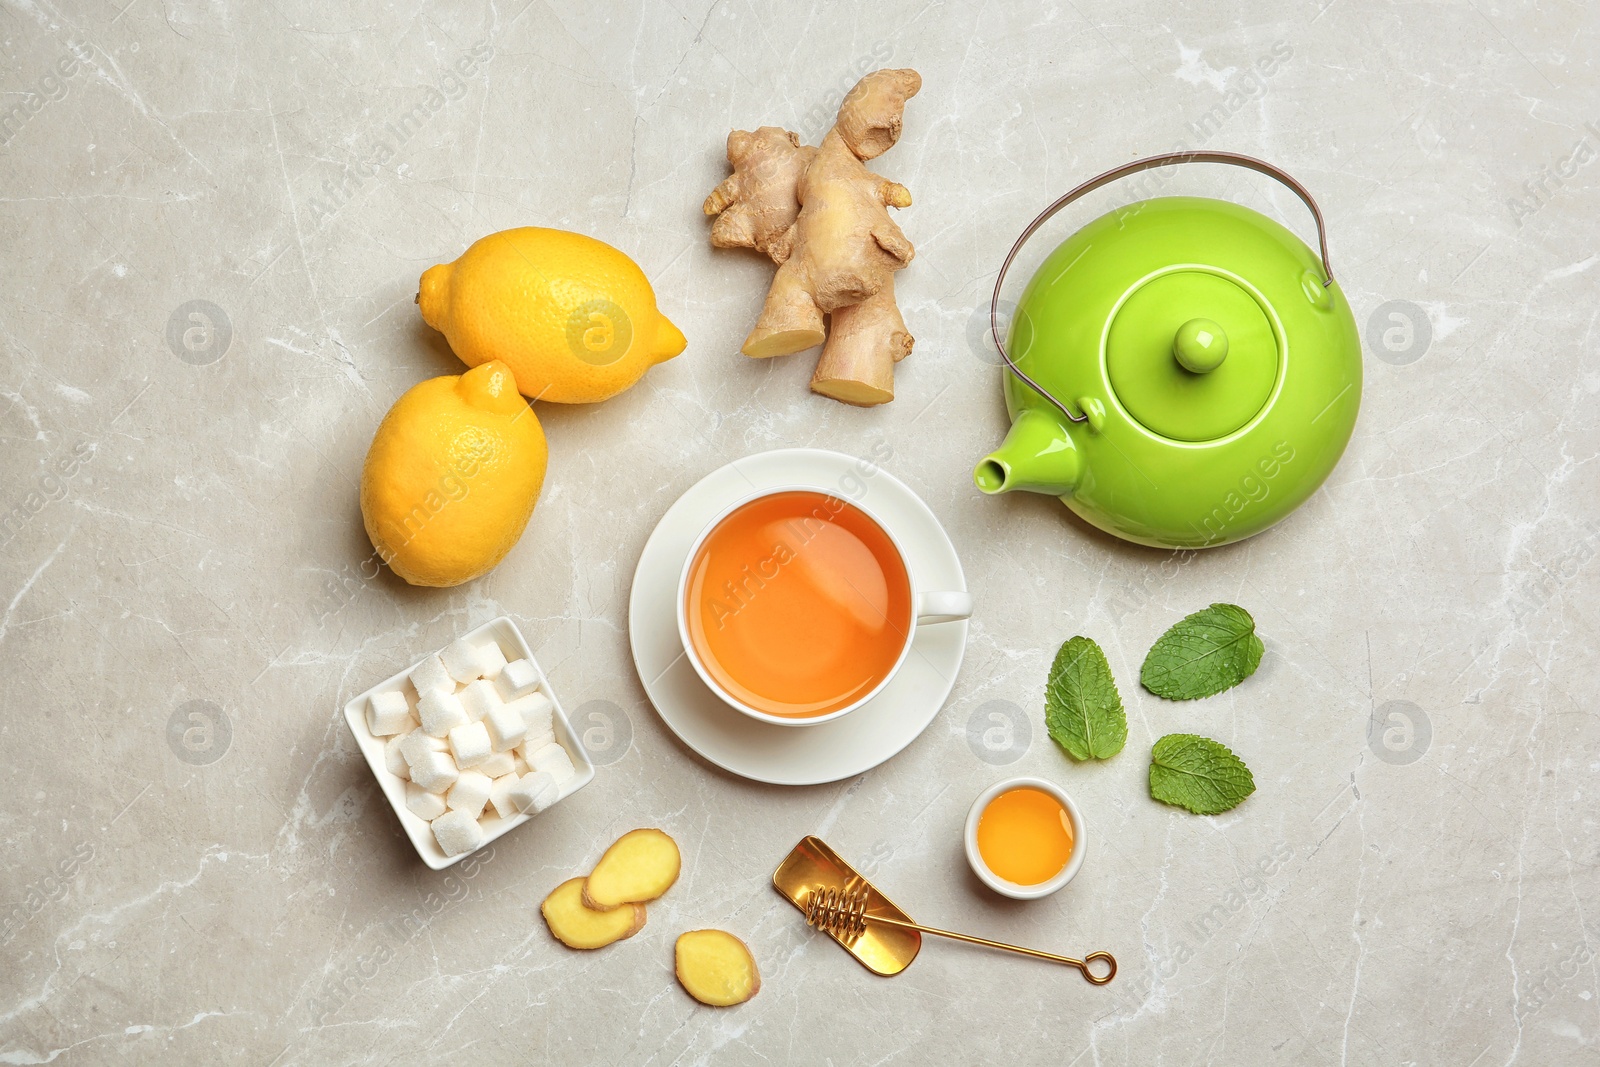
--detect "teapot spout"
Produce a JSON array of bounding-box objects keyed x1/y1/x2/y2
[{"x1": 974, "y1": 407, "x2": 1081, "y2": 497}]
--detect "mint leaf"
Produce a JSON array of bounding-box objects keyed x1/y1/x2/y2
[
  {"x1": 1148, "y1": 734, "x2": 1256, "y2": 814},
  {"x1": 1140, "y1": 603, "x2": 1264, "y2": 700},
  {"x1": 1045, "y1": 636, "x2": 1127, "y2": 761}
]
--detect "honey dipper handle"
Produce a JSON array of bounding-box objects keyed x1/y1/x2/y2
[{"x1": 864, "y1": 913, "x2": 1117, "y2": 985}]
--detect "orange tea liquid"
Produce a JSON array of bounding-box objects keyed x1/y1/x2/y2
[
  {"x1": 684, "y1": 491, "x2": 913, "y2": 718},
  {"x1": 976, "y1": 787, "x2": 1075, "y2": 885}
]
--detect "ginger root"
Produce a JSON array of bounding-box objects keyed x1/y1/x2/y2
[
  {"x1": 703, "y1": 69, "x2": 921, "y2": 406},
  {"x1": 704, "y1": 127, "x2": 815, "y2": 261}
]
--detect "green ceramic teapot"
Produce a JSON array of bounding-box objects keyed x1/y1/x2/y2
[{"x1": 975, "y1": 152, "x2": 1361, "y2": 549}]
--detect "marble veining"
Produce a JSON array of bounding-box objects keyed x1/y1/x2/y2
[{"x1": 1, "y1": 0, "x2": 1596, "y2": 1063}]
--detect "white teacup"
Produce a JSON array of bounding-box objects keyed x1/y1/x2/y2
[{"x1": 675, "y1": 484, "x2": 971, "y2": 728}]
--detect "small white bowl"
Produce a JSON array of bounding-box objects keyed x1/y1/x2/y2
[
  {"x1": 342, "y1": 616, "x2": 594, "y2": 870},
  {"x1": 964, "y1": 777, "x2": 1086, "y2": 900}
]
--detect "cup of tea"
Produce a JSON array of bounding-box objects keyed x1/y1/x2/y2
[{"x1": 675, "y1": 485, "x2": 972, "y2": 727}]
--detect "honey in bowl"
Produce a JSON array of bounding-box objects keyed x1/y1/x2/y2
[
  {"x1": 976, "y1": 787, "x2": 1076, "y2": 886},
  {"x1": 684, "y1": 490, "x2": 913, "y2": 718}
]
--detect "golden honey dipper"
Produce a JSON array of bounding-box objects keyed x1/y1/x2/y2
[
  {"x1": 804, "y1": 884, "x2": 1116, "y2": 985},
  {"x1": 773, "y1": 836, "x2": 1115, "y2": 984}
]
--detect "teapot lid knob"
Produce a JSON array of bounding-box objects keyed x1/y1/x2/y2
[{"x1": 1173, "y1": 318, "x2": 1228, "y2": 374}]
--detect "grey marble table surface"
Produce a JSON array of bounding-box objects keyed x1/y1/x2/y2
[{"x1": 3, "y1": 1, "x2": 1597, "y2": 1063}]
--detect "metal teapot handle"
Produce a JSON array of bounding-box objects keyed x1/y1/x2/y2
[{"x1": 989, "y1": 151, "x2": 1335, "y2": 425}]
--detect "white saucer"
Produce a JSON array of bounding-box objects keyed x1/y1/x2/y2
[{"x1": 627, "y1": 448, "x2": 969, "y2": 786}]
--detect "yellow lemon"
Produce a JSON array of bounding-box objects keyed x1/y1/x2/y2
[
  {"x1": 418, "y1": 227, "x2": 687, "y2": 404},
  {"x1": 361, "y1": 360, "x2": 547, "y2": 587}
]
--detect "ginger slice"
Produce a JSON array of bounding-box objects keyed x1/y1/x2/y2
[
  {"x1": 541, "y1": 877, "x2": 646, "y2": 950},
  {"x1": 675, "y1": 930, "x2": 761, "y2": 1007},
  {"x1": 581, "y1": 828, "x2": 681, "y2": 910}
]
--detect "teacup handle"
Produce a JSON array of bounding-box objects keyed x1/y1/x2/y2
[{"x1": 915, "y1": 591, "x2": 973, "y2": 625}]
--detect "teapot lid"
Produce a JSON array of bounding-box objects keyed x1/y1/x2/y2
[
  {"x1": 990, "y1": 151, "x2": 1337, "y2": 441},
  {"x1": 1105, "y1": 269, "x2": 1279, "y2": 442}
]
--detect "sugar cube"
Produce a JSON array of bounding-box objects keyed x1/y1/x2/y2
[
  {"x1": 511, "y1": 753, "x2": 530, "y2": 776},
  {"x1": 405, "y1": 781, "x2": 447, "y2": 821},
  {"x1": 406, "y1": 746, "x2": 459, "y2": 794},
  {"x1": 476, "y1": 641, "x2": 508, "y2": 680},
  {"x1": 488, "y1": 772, "x2": 521, "y2": 819},
  {"x1": 477, "y1": 750, "x2": 516, "y2": 779},
  {"x1": 409, "y1": 653, "x2": 453, "y2": 698},
  {"x1": 441, "y1": 637, "x2": 499, "y2": 683},
  {"x1": 365, "y1": 689, "x2": 413, "y2": 736},
  {"x1": 400, "y1": 730, "x2": 440, "y2": 766},
  {"x1": 515, "y1": 734, "x2": 554, "y2": 768},
  {"x1": 384, "y1": 734, "x2": 412, "y2": 780},
  {"x1": 506, "y1": 692, "x2": 554, "y2": 737},
  {"x1": 448, "y1": 720, "x2": 492, "y2": 769},
  {"x1": 484, "y1": 702, "x2": 527, "y2": 752},
  {"x1": 459, "y1": 679, "x2": 500, "y2": 723},
  {"x1": 488, "y1": 770, "x2": 557, "y2": 818},
  {"x1": 495, "y1": 658, "x2": 539, "y2": 701},
  {"x1": 518, "y1": 770, "x2": 561, "y2": 813},
  {"x1": 447, "y1": 770, "x2": 493, "y2": 819},
  {"x1": 418, "y1": 688, "x2": 470, "y2": 737},
  {"x1": 431, "y1": 809, "x2": 484, "y2": 857},
  {"x1": 528, "y1": 742, "x2": 575, "y2": 785},
  {"x1": 401, "y1": 729, "x2": 447, "y2": 756}
]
